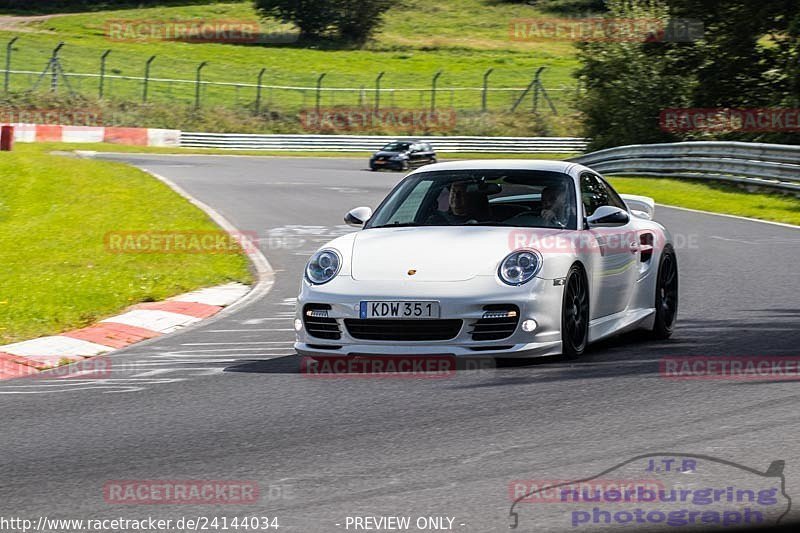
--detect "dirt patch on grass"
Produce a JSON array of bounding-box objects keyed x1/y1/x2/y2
[{"x1": 0, "y1": 14, "x2": 62, "y2": 32}]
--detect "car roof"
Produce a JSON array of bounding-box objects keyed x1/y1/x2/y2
[{"x1": 407, "y1": 159, "x2": 577, "y2": 174}]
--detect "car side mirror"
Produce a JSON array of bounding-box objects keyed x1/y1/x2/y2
[
  {"x1": 587, "y1": 205, "x2": 629, "y2": 227},
  {"x1": 345, "y1": 206, "x2": 373, "y2": 227}
]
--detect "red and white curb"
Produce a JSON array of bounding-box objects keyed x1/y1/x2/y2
[
  {"x1": 0, "y1": 282, "x2": 250, "y2": 380},
  {"x1": 1, "y1": 123, "x2": 180, "y2": 147}
]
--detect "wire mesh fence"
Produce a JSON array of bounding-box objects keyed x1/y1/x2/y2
[{"x1": 0, "y1": 38, "x2": 580, "y2": 117}]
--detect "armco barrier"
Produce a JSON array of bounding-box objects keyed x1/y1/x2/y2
[
  {"x1": 1, "y1": 124, "x2": 180, "y2": 147},
  {"x1": 5, "y1": 125, "x2": 798, "y2": 193},
  {"x1": 571, "y1": 141, "x2": 800, "y2": 192},
  {"x1": 179, "y1": 133, "x2": 589, "y2": 153}
]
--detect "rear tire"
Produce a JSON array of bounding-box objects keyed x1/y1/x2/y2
[
  {"x1": 651, "y1": 245, "x2": 678, "y2": 339},
  {"x1": 561, "y1": 265, "x2": 589, "y2": 360}
]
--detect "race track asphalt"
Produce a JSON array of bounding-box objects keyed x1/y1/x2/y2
[{"x1": 1, "y1": 155, "x2": 799, "y2": 532}]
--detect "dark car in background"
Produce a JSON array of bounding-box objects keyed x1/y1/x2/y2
[{"x1": 369, "y1": 140, "x2": 437, "y2": 171}]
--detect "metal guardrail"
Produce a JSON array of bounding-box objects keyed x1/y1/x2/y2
[
  {"x1": 571, "y1": 141, "x2": 800, "y2": 192},
  {"x1": 179, "y1": 133, "x2": 589, "y2": 153},
  {"x1": 179, "y1": 133, "x2": 799, "y2": 192}
]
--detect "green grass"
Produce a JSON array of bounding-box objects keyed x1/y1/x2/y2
[
  {"x1": 608, "y1": 177, "x2": 800, "y2": 226},
  {"x1": 0, "y1": 0, "x2": 580, "y2": 117},
  {"x1": 0, "y1": 150, "x2": 252, "y2": 344}
]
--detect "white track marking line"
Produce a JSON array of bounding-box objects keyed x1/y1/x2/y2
[
  {"x1": 709, "y1": 235, "x2": 759, "y2": 245},
  {"x1": 660, "y1": 204, "x2": 800, "y2": 229}
]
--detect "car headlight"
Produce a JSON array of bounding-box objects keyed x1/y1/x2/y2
[
  {"x1": 305, "y1": 249, "x2": 341, "y2": 285},
  {"x1": 498, "y1": 250, "x2": 542, "y2": 286}
]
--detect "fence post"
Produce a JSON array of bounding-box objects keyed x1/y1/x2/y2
[
  {"x1": 50, "y1": 42, "x2": 64, "y2": 93},
  {"x1": 482, "y1": 68, "x2": 493, "y2": 112},
  {"x1": 431, "y1": 70, "x2": 442, "y2": 113},
  {"x1": 511, "y1": 67, "x2": 544, "y2": 112},
  {"x1": 143, "y1": 55, "x2": 155, "y2": 103},
  {"x1": 375, "y1": 71, "x2": 384, "y2": 112},
  {"x1": 315, "y1": 72, "x2": 326, "y2": 114},
  {"x1": 255, "y1": 68, "x2": 266, "y2": 114},
  {"x1": 533, "y1": 67, "x2": 557, "y2": 115},
  {"x1": 99, "y1": 49, "x2": 111, "y2": 99},
  {"x1": 5, "y1": 37, "x2": 18, "y2": 94},
  {"x1": 195, "y1": 61, "x2": 208, "y2": 109}
]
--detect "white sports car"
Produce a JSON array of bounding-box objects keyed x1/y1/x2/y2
[{"x1": 294, "y1": 160, "x2": 677, "y2": 360}]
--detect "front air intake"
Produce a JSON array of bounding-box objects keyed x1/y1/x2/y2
[
  {"x1": 303, "y1": 304, "x2": 341, "y2": 340},
  {"x1": 470, "y1": 304, "x2": 520, "y2": 341}
]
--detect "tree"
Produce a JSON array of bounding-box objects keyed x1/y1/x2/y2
[
  {"x1": 575, "y1": 0, "x2": 800, "y2": 148},
  {"x1": 254, "y1": 0, "x2": 394, "y2": 44},
  {"x1": 575, "y1": 0, "x2": 692, "y2": 149}
]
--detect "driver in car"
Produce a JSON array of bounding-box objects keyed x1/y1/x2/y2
[
  {"x1": 428, "y1": 181, "x2": 482, "y2": 224},
  {"x1": 540, "y1": 184, "x2": 572, "y2": 228}
]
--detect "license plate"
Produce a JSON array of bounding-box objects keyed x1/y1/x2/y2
[
  {"x1": 360, "y1": 301, "x2": 440, "y2": 319},
  {"x1": 374, "y1": 160, "x2": 386, "y2": 164}
]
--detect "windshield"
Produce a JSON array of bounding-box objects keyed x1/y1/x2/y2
[
  {"x1": 380, "y1": 142, "x2": 411, "y2": 152},
  {"x1": 366, "y1": 169, "x2": 578, "y2": 230}
]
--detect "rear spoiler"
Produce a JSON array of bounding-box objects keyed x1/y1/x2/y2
[{"x1": 620, "y1": 194, "x2": 655, "y2": 220}]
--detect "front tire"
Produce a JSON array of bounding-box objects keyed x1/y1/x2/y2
[
  {"x1": 561, "y1": 265, "x2": 589, "y2": 359},
  {"x1": 651, "y1": 245, "x2": 678, "y2": 339}
]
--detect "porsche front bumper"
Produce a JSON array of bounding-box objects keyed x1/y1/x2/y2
[{"x1": 294, "y1": 275, "x2": 565, "y2": 358}]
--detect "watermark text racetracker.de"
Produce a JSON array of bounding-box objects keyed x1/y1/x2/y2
[
  {"x1": 299, "y1": 355, "x2": 497, "y2": 378},
  {"x1": 509, "y1": 479, "x2": 665, "y2": 504},
  {"x1": 660, "y1": 356, "x2": 800, "y2": 381},
  {"x1": 509, "y1": 17, "x2": 703, "y2": 42},
  {"x1": 106, "y1": 19, "x2": 297, "y2": 44},
  {"x1": 104, "y1": 230, "x2": 258, "y2": 255},
  {"x1": 103, "y1": 480, "x2": 294, "y2": 505},
  {"x1": 660, "y1": 108, "x2": 800, "y2": 132},
  {"x1": 299, "y1": 108, "x2": 457, "y2": 133},
  {"x1": 0, "y1": 516, "x2": 280, "y2": 532},
  {"x1": 508, "y1": 228, "x2": 698, "y2": 255},
  {"x1": 0, "y1": 108, "x2": 106, "y2": 127}
]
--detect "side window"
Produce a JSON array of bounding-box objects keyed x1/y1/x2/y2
[
  {"x1": 580, "y1": 173, "x2": 608, "y2": 217},
  {"x1": 598, "y1": 176, "x2": 627, "y2": 210},
  {"x1": 580, "y1": 173, "x2": 626, "y2": 216}
]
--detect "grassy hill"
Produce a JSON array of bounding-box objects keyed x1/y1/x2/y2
[{"x1": 0, "y1": 0, "x2": 586, "y2": 135}]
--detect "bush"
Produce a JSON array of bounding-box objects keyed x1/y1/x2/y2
[
  {"x1": 575, "y1": 0, "x2": 689, "y2": 150},
  {"x1": 253, "y1": 0, "x2": 394, "y2": 44}
]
